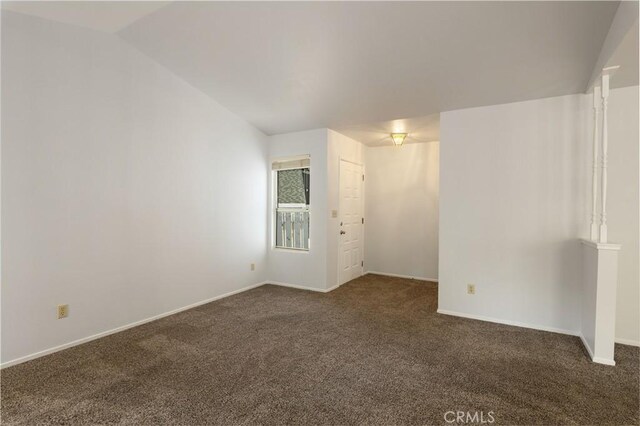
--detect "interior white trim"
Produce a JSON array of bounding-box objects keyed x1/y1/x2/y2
[
  {"x1": 578, "y1": 334, "x2": 615, "y2": 366},
  {"x1": 337, "y1": 158, "x2": 365, "y2": 286},
  {"x1": 579, "y1": 334, "x2": 596, "y2": 360},
  {"x1": 338, "y1": 158, "x2": 364, "y2": 166},
  {"x1": 436, "y1": 309, "x2": 577, "y2": 336},
  {"x1": 1, "y1": 279, "x2": 344, "y2": 369},
  {"x1": 615, "y1": 337, "x2": 640, "y2": 347},
  {"x1": 0, "y1": 281, "x2": 268, "y2": 369},
  {"x1": 266, "y1": 281, "x2": 339, "y2": 294},
  {"x1": 325, "y1": 284, "x2": 340, "y2": 293},
  {"x1": 439, "y1": 309, "x2": 629, "y2": 364},
  {"x1": 591, "y1": 356, "x2": 616, "y2": 366},
  {"x1": 365, "y1": 271, "x2": 438, "y2": 283},
  {"x1": 579, "y1": 238, "x2": 622, "y2": 251}
]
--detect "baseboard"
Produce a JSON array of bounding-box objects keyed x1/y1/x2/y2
[
  {"x1": 615, "y1": 337, "x2": 640, "y2": 347},
  {"x1": 1, "y1": 281, "x2": 267, "y2": 369},
  {"x1": 325, "y1": 284, "x2": 340, "y2": 293},
  {"x1": 579, "y1": 334, "x2": 596, "y2": 359},
  {"x1": 438, "y1": 309, "x2": 621, "y2": 365},
  {"x1": 591, "y1": 356, "x2": 616, "y2": 366},
  {"x1": 3, "y1": 279, "x2": 346, "y2": 368},
  {"x1": 578, "y1": 334, "x2": 616, "y2": 366},
  {"x1": 266, "y1": 281, "x2": 337, "y2": 293},
  {"x1": 436, "y1": 309, "x2": 577, "y2": 336},
  {"x1": 365, "y1": 271, "x2": 438, "y2": 282}
]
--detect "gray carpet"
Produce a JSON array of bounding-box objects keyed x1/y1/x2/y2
[{"x1": 1, "y1": 274, "x2": 638, "y2": 425}]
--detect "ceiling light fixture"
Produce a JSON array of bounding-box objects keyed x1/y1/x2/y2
[{"x1": 390, "y1": 133, "x2": 407, "y2": 146}]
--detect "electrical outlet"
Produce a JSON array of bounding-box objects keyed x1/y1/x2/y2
[
  {"x1": 57, "y1": 304, "x2": 69, "y2": 319},
  {"x1": 467, "y1": 284, "x2": 475, "y2": 295},
  {"x1": 250, "y1": 263, "x2": 255, "y2": 271}
]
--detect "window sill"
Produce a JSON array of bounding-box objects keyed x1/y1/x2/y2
[{"x1": 273, "y1": 247, "x2": 310, "y2": 254}]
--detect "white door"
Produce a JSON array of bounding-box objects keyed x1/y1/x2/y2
[{"x1": 339, "y1": 160, "x2": 363, "y2": 285}]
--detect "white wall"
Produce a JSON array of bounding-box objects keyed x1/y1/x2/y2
[
  {"x1": 268, "y1": 129, "x2": 328, "y2": 291},
  {"x1": 267, "y1": 129, "x2": 366, "y2": 291},
  {"x1": 1, "y1": 12, "x2": 268, "y2": 364},
  {"x1": 439, "y1": 94, "x2": 589, "y2": 334},
  {"x1": 327, "y1": 130, "x2": 366, "y2": 289},
  {"x1": 607, "y1": 85, "x2": 639, "y2": 345},
  {"x1": 3, "y1": 12, "x2": 636, "y2": 370},
  {"x1": 364, "y1": 143, "x2": 439, "y2": 281}
]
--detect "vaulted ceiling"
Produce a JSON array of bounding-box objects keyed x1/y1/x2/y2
[
  {"x1": 2, "y1": 1, "x2": 170, "y2": 33},
  {"x1": 3, "y1": 1, "x2": 627, "y2": 140},
  {"x1": 117, "y1": 1, "x2": 619, "y2": 136}
]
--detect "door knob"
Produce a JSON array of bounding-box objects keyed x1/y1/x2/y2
[{"x1": 340, "y1": 230, "x2": 346, "y2": 235}]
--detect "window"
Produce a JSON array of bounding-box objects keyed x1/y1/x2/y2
[{"x1": 273, "y1": 157, "x2": 310, "y2": 250}]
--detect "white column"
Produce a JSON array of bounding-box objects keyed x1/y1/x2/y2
[
  {"x1": 590, "y1": 86, "x2": 600, "y2": 241},
  {"x1": 598, "y1": 66, "x2": 619, "y2": 243},
  {"x1": 579, "y1": 66, "x2": 621, "y2": 366},
  {"x1": 599, "y1": 74, "x2": 609, "y2": 243}
]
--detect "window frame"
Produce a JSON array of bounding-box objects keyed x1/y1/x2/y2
[{"x1": 272, "y1": 157, "x2": 311, "y2": 252}]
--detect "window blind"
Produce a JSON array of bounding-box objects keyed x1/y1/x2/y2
[{"x1": 272, "y1": 156, "x2": 310, "y2": 171}]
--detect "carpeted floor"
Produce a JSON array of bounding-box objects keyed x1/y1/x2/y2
[{"x1": 1, "y1": 274, "x2": 638, "y2": 425}]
